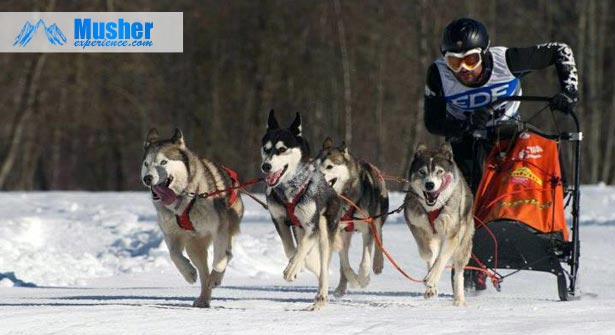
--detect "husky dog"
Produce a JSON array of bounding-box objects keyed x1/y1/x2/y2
[
  {"x1": 260, "y1": 110, "x2": 342, "y2": 311},
  {"x1": 403, "y1": 143, "x2": 474, "y2": 306},
  {"x1": 141, "y1": 128, "x2": 243, "y2": 308},
  {"x1": 316, "y1": 137, "x2": 388, "y2": 297}
]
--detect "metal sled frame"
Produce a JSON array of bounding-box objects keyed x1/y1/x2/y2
[{"x1": 467, "y1": 96, "x2": 581, "y2": 301}]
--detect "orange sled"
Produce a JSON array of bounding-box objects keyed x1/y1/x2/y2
[{"x1": 467, "y1": 96, "x2": 581, "y2": 301}]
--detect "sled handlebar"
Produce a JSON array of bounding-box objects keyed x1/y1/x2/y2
[{"x1": 472, "y1": 95, "x2": 581, "y2": 140}]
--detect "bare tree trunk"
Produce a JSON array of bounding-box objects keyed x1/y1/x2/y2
[
  {"x1": 20, "y1": 86, "x2": 48, "y2": 189},
  {"x1": 375, "y1": 4, "x2": 385, "y2": 168},
  {"x1": 50, "y1": 82, "x2": 68, "y2": 188},
  {"x1": 488, "y1": 1, "x2": 497, "y2": 40},
  {"x1": 403, "y1": 0, "x2": 429, "y2": 177},
  {"x1": 333, "y1": 0, "x2": 352, "y2": 147},
  {"x1": 586, "y1": 0, "x2": 600, "y2": 183},
  {"x1": 601, "y1": 53, "x2": 615, "y2": 183},
  {"x1": 66, "y1": 54, "x2": 85, "y2": 189},
  {"x1": 594, "y1": 0, "x2": 608, "y2": 182},
  {"x1": 0, "y1": 54, "x2": 47, "y2": 188}
]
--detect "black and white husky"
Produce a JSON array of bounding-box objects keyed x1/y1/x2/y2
[
  {"x1": 316, "y1": 137, "x2": 388, "y2": 297},
  {"x1": 260, "y1": 110, "x2": 342, "y2": 311},
  {"x1": 403, "y1": 143, "x2": 474, "y2": 306},
  {"x1": 141, "y1": 128, "x2": 243, "y2": 308}
]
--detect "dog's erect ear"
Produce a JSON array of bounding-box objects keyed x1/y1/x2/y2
[
  {"x1": 415, "y1": 143, "x2": 428, "y2": 157},
  {"x1": 339, "y1": 140, "x2": 348, "y2": 154},
  {"x1": 440, "y1": 142, "x2": 453, "y2": 160},
  {"x1": 289, "y1": 113, "x2": 302, "y2": 137},
  {"x1": 267, "y1": 109, "x2": 280, "y2": 130},
  {"x1": 145, "y1": 128, "x2": 159, "y2": 149},
  {"x1": 171, "y1": 128, "x2": 186, "y2": 148},
  {"x1": 322, "y1": 137, "x2": 334, "y2": 150}
]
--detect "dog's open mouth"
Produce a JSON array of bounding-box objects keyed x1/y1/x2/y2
[
  {"x1": 328, "y1": 177, "x2": 338, "y2": 187},
  {"x1": 421, "y1": 174, "x2": 452, "y2": 207},
  {"x1": 423, "y1": 191, "x2": 439, "y2": 206},
  {"x1": 150, "y1": 176, "x2": 173, "y2": 200},
  {"x1": 264, "y1": 165, "x2": 288, "y2": 187}
]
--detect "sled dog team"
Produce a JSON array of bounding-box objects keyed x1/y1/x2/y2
[{"x1": 141, "y1": 110, "x2": 474, "y2": 310}]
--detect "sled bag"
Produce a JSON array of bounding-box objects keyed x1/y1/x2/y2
[{"x1": 473, "y1": 131, "x2": 569, "y2": 241}]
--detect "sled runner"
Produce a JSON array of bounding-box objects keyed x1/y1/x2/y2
[{"x1": 466, "y1": 96, "x2": 581, "y2": 301}]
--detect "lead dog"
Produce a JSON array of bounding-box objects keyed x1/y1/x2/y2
[
  {"x1": 403, "y1": 143, "x2": 474, "y2": 306},
  {"x1": 141, "y1": 128, "x2": 243, "y2": 308},
  {"x1": 260, "y1": 110, "x2": 342, "y2": 311},
  {"x1": 316, "y1": 137, "x2": 388, "y2": 297}
]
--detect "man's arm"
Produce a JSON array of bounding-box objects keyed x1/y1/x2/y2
[
  {"x1": 505, "y1": 43, "x2": 579, "y2": 97},
  {"x1": 423, "y1": 63, "x2": 467, "y2": 137}
]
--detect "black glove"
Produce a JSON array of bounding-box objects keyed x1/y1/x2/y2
[
  {"x1": 550, "y1": 92, "x2": 578, "y2": 114},
  {"x1": 469, "y1": 108, "x2": 493, "y2": 130}
]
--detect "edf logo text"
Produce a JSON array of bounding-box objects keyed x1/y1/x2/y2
[{"x1": 446, "y1": 79, "x2": 519, "y2": 110}]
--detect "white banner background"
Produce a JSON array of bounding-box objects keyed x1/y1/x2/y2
[{"x1": 0, "y1": 12, "x2": 182, "y2": 53}]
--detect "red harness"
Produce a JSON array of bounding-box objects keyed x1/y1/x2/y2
[
  {"x1": 175, "y1": 167, "x2": 241, "y2": 231},
  {"x1": 427, "y1": 208, "x2": 441, "y2": 234},
  {"x1": 341, "y1": 203, "x2": 356, "y2": 232},
  {"x1": 222, "y1": 166, "x2": 240, "y2": 206},
  {"x1": 282, "y1": 181, "x2": 310, "y2": 227},
  {"x1": 176, "y1": 197, "x2": 197, "y2": 231},
  {"x1": 339, "y1": 163, "x2": 384, "y2": 233}
]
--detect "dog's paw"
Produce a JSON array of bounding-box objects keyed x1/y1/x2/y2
[
  {"x1": 453, "y1": 298, "x2": 466, "y2": 306},
  {"x1": 306, "y1": 294, "x2": 327, "y2": 311},
  {"x1": 372, "y1": 257, "x2": 384, "y2": 275},
  {"x1": 180, "y1": 264, "x2": 198, "y2": 284},
  {"x1": 424, "y1": 285, "x2": 438, "y2": 299},
  {"x1": 207, "y1": 270, "x2": 225, "y2": 289},
  {"x1": 283, "y1": 260, "x2": 300, "y2": 282},
  {"x1": 333, "y1": 285, "x2": 347, "y2": 298},
  {"x1": 192, "y1": 296, "x2": 211, "y2": 308}
]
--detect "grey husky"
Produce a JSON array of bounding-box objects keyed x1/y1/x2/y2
[
  {"x1": 141, "y1": 128, "x2": 243, "y2": 308},
  {"x1": 316, "y1": 137, "x2": 388, "y2": 297},
  {"x1": 403, "y1": 143, "x2": 474, "y2": 306},
  {"x1": 260, "y1": 110, "x2": 342, "y2": 311}
]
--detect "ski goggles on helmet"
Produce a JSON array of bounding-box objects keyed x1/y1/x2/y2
[{"x1": 444, "y1": 48, "x2": 483, "y2": 72}]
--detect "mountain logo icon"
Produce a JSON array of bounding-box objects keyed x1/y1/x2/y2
[{"x1": 13, "y1": 19, "x2": 67, "y2": 47}]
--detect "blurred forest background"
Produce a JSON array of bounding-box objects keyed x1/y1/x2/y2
[{"x1": 0, "y1": 0, "x2": 613, "y2": 191}]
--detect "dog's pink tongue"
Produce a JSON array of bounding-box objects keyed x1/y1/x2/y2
[
  {"x1": 265, "y1": 169, "x2": 283, "y2": 186},
  {"x1": 152, "y1": 184, "x2": 177, "y2": 206}
]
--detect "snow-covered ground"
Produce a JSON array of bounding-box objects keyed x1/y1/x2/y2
[{"x1": 1, "y1": 187, "x2": 615, "y2": 334}]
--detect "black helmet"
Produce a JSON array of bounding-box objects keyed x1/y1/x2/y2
[{"x1": 441, "y1": 18, "x2": 490, "y2": 54}]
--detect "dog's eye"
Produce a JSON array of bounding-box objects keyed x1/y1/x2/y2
[
  {"x1": 278, "y1": 147, "x2": 287, "y2": 154},
  {"x1": 418, "y1": 169, "x2": 427, "y2": 176},
  {"x1": 144, "y1": 162, "x2": 149, "y2": 167},
  {"x1": 436, "y1": 169, "x2": 444, "y2": 175},
  {"x1": 160, "y1": 160, "x2": 168, "y2": 165},
  {"x1": 326, "y1": 165, "x2": 333, "y2": 170}
]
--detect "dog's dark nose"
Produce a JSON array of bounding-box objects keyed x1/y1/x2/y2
[
  {"x1": 261, "y1": 163, "x2": 272, "y2": 173},
  {"x1": 425, "y1": 181, "x2": 435, "y2": 191},
  {"x1": 143, "y1": 175, "x2": 153, "y2": 186}
]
